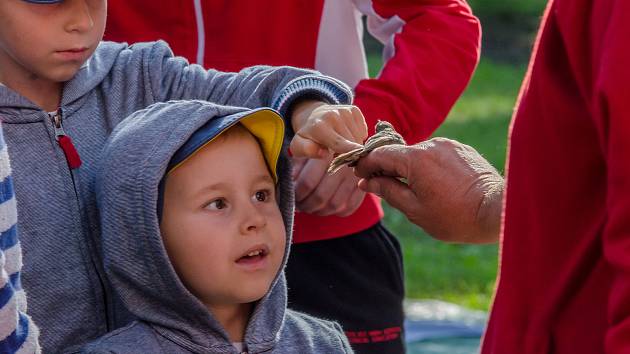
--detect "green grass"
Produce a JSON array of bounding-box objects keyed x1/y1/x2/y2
[
  {"x1": 467, "y1": 0, "x2": 547, "y2": 18},
  {"x1": 367, "y1": 57, "x2": 527, "y2": 310},
  {"x1": 433, "y1": 59, "x2": 526, "y2": 171},
  {"x1": 384, "y1": 204, "x2": 500, "y2": 311}
]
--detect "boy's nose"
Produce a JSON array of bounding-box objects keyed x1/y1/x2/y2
[
  {"x1": 63, "y1": 0, "x2": 95, "y2": 33},
  {"x1": 239, "y1": 205, "x2": 267, "y2": 235}
]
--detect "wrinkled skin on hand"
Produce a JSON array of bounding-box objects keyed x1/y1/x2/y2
[{"x1": 354, "y1": 138, "x2": 503, "y2": 243}]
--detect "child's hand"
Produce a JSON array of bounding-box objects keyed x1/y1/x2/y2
[{"x1": 290, "y1": 101, "x2": 368, "y2": 158}]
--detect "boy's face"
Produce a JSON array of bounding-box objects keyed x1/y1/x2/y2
[
  {"x1": 0, "y1": 0, "x2": 106, "y2": 83},
  {"x1": 161, "y1": 127, "x2": 287, "y2": 308}
]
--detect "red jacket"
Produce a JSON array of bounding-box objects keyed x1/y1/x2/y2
[
  {"x1": 483, "y1": 0, "x2": 630, "y2": 352},
  {"x1": 106, "y1": 0, "x2": 480, "y2": 243}
]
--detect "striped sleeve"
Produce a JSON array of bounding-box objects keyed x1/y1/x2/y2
[{"x1": 0, "y1": 125, "x2": 40, "y2": 354}]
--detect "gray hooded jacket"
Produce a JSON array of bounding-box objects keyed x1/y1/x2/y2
[
  {"x1": 0, "y1": 41, "x2": 351, "y2": 353},
  {"x1": 81, "y1": 101, "x2": 353, "y2": 354}
]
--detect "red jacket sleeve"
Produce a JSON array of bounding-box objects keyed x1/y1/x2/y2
[
  {"x1": 597, "y1": 1, "x2": 630, "y2": 352},
  {"x1": 355, "y1": 0, "x2": 481, "y2": 143}
]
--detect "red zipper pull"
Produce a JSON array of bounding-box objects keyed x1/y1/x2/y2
[{"x1": 50, "y1": 109, "x2": 82, "y2": 169}]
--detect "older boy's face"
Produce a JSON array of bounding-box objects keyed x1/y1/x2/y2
[
  {"x1": 0, "y1": 0, "x2": 106, "y2": 83},
  {"x1": 160, "y1": 127, "x2": 287, "y2": 309}
]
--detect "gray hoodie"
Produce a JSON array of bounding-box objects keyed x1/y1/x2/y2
[
  {"x1": 0, "y1": 41, "x2": 352, "y2": 353},
  {"x1": 81, "y1": 101, "x2": 353, "y2": 354}
]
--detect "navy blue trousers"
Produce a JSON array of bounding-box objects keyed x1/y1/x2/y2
[{"x1": 286, "y1": 222, "x2": 405, "y2": 354}]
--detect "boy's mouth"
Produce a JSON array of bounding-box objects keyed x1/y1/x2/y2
[
  {"x1": 55, "y1": 47, "x2": 90, "y2": 61},
  {"x1": 236, "y1": 244, "x2": 270, "y2": 267},
  {"x1": 64, "y1": 47, "x2": 87, "y2": 52}
]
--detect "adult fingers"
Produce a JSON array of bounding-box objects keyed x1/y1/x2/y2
[
  {"x1": 358, "y1": 177, "x2": 420, "y2": 217},
  {"x1": 354, "y1": 145, "x2": 412, "y2": 179}
]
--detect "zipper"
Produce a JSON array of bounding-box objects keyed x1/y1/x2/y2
[
  {"x1": 48, "y1": 108, "x2": 113, "y2": 329},
  {"x1": 49, "y1": 108, "x2": 82, "y2": 169}
]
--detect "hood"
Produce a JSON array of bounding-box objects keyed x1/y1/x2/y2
[{"x1": 95, "y1": 100, "x2": 294, "y2": 353}]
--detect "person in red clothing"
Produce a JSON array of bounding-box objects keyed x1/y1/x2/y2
[
  {"x1": 106, "y1": 1, "x2": 480, "y2": 353},
  {"x1": 355, "y1": 0, "x2": 630, "y2": 352}
]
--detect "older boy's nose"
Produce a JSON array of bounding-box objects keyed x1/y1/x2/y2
[{"x1": 63, "y1": 0, "x2": 95, "y2": 33}]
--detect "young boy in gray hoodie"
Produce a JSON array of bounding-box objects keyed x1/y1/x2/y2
[
  {"x1": 81, "y1": 100, "x2": 353, "y2": 353},
  {"x1": 0, "y1": 0, "x2": 367, "y2": 352}
]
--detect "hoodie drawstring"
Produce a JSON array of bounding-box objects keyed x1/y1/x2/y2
[{"x1": 49, "y1": 109, "x2": 82, "y2": 169}]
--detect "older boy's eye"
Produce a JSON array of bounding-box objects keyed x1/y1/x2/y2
[{"x1": 206, "y1": 198, "x2": 227, "y2": 210}]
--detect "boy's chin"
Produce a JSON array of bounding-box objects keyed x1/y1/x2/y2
[
  {"x1": 43, "y1": 65, "x2": 85, "y2": 83},
  {"x1": 235, "y1": 285, "x2": 273, "y2": 304},
  {"x1": 51, "y1": 70, "x2": 82, "y2": 83},
  {"x1": 223, "y1": 279, "x2": 277, "y2": 306}
]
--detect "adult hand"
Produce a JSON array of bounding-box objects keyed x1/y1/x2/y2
[
  {"x1": 354, "y1": 138, "x2": 503, "y2": 243},
  {"x1": 289, "y1": 101, "x2": 368, "y2": 158},
  {"x1": 292, "y1": 155, "x2": 365, "y2": 217}
]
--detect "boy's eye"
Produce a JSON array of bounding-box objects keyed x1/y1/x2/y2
[
  {"x1": 206, "y1": 198, "x2": 227, "y2": 210},
  {"x1": 254, "y1": 190, "x2": 270, "y2": 202}
]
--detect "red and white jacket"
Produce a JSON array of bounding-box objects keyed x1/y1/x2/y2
[{"x1": 106, "y1": 0, "x2": 481, "y2": 243}]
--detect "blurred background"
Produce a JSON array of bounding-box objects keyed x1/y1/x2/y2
[{"x1": 363, "y1": 1, "x2": 546, "y2": 352}]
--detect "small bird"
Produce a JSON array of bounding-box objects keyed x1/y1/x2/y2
[{"x1": 327, "y1": 120, "x2": 406, "y2": 174}]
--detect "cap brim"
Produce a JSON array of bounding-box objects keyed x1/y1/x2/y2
[
  {"x1": 168, "y1": 108, "x2": 285, "y2": 182},
  {"x1": 22, "y1": 0, "x2": 63, "y2": 3}
]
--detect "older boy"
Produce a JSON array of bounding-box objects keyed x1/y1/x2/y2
[
  {"x1": 82, "y1": 100, "x2": 353, "y2": 353},
  {"x1": 0, "y1": 0, "x2": 366, "y2": 352}
]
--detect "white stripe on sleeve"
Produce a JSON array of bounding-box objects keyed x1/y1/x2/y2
[
  {"x1": 0, "y1": 294, "x2": 18, "y2": 341},
  {"x1": 315, "y1": 0, "x2": 369, "y2": 89},
  {"x1": 3, "y1": 243, "x2": 22, "y2": 280},
  {"x1": 0, "y1": 196, "x2": 17, "y2": 235},
  {"x1": 0, "y1": 146, "x2": 11, "y2": 183},
  {"x1": 353, "y1": 0, "x2": 406, "y2": 68}
]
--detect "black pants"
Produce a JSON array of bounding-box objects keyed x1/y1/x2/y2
[{"x1": 285, "y1": 222, "x2": 405, "y2": 354}]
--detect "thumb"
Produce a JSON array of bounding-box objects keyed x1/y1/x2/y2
[
  {"x1": 289, "y1": 135, "x2": 328, "y2": 159},
  {"x1": 359, "y1": 177, "x2": 418, "y2": 214},
  {"x1": 299, "y1": 128, "x2": 363, "y2": 155},
  {"x1": 354, "y1": 145, "x2": 410, "y2": 179}
]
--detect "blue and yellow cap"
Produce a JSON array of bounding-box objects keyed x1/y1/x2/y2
[
  {"x1": 166, "y1": 108, "x2": 285, "y2": 182},
  {"x1": 157, "y1": 108, "x2": 285, "y2": 221}
]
